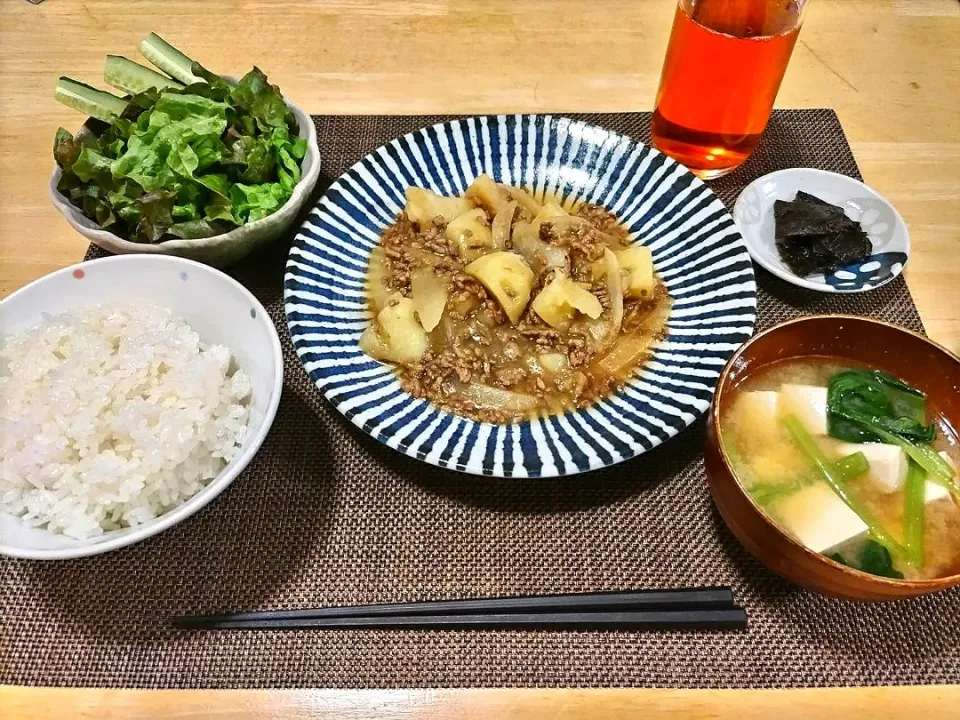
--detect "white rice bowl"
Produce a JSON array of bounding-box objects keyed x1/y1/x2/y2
[{"x1": 0, "y1": 303, "x2": 252, "y2": 540}]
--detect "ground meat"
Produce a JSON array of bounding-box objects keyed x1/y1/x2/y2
[
  {"x1": 365, "y1": 199, "x2": 671, "y2": 423},
  {"x1": 568, "y1": 346, "x2": 589, "y2": 368},
  {"x1": 518, "y1": 325, "x2": 560, "y2": 342},
  {"x1": 541, "y1": 221, "x2": 608, "y2": 263},
  {"x1": 495, "y1": 367, "x2": 527, "y2": 387},
  {"x1": 573, "y1": 204, "x2": 621, "y2": 233},
  {"x1": 422, "y1": 225, "x2": 449, "y2": 256},
  {"x1": 594, "y1": 285, "x2": 611, "y2": 310}
]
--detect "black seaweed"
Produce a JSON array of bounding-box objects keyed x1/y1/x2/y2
[
  {"x1": 773, "y1": 192, "x2": 873, "y2": 278},
  {"x1": 773, "y1": 198, "x2": 854, "y2": 238},
  {"x1": 793, "y1": 190, "x2": 831, "y2": 206}
]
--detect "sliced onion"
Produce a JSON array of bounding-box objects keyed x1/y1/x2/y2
[
  {"x1": 601, "y1": 248, "x2": 623, "y2": 350},
  {"x1": 461, "y1": 382, "x2": 539, "y2": 412},
  {"x1": 539, "y1": 244, "x2": 569, "y2": 269},
  {"x1": 367, "y1": 247, "x2": 392, "y2": 313},
  {"x1": 586, "y1": 319, "x2": 609, "y2": 342},
  {"x1": 491, "y1": 200, "x2": 517, "y2": 250},
  {"x1": 501, "y1": 184, "x2": 542, "y2": 216},
  {"x1": 411, "y1": 267, "x2": 447, "y2": 332},
  {"x1": 595, "y1": 334, "x2": 656, "y2": 375},
  {"x1": 513, "y1": 221, "x2": 568, "y2": 272}
]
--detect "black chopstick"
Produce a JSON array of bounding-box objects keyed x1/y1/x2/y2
[
  {"x1": 173, "y1": 608, "x2": 747, "y2": 631},
  {"x1": 172, "y1": 587, "x2": 739, "y2": 630}
]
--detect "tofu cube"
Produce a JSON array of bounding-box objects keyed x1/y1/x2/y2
[
  {"x1": 736, "y1": 391, "x2": 779, "y2": 428},
  {"x1": 775, "y1": 482, "x2": 867, "y2": 554},
  {"x1": 926, "y1": 481, "x2": 950, "y2": 504},
  {"x1": 925, "y1": 451, "x2": 957, "y2": 503},
  {"x1": 834, "y1": 442, "x2": 908, "y2": 494},
  {"x1": 779, "y1": 384, "x2": 829, "y2": 436}
]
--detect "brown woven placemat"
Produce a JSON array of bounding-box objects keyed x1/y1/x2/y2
[{"x1": 3, "y1": 110, "x2": 955, "y2": 689}]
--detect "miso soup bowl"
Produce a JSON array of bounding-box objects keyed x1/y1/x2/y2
[{"x1": 704, "y1": 315, "x2": 960, "y2": 601}]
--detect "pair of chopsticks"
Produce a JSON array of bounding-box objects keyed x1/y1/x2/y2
[{"x1": 172, "y1": 587, "x2": 746, "y2": 631}]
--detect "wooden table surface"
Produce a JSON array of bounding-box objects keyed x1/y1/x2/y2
[{"x1": 1, "y1": 0, "x2": 958, "y2": 716}]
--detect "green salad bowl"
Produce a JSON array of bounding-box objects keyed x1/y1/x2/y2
[{"x1": 49, "y1": 94, "x2": 321, "y2": 268}]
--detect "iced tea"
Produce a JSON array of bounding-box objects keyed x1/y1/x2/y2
[{"x1": 651, "y1": 0, "x2": 807, "y2": 179}]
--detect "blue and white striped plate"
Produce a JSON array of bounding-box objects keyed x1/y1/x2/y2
[{"x1": 284, "y1": 115, "x2": 756, "y2": 478}]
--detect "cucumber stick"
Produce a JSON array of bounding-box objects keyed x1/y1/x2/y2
[
  {"x1": 139, "y1": 32, "x2": 203, "y2": 85},
  {"x1": 55, "y1": 77, "x2": 128, "y2": 122},
  {"x1": 105, "y1": 55, "x2": 182, "y2": 95}
]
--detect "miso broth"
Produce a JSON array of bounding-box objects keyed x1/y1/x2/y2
[{"x1": 720, "y1": 357, "x2": 960, "y2": 581}]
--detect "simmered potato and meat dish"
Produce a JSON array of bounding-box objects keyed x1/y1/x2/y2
[{"x1": 360, "y1": 174, "x2": 672, "y2": 423}]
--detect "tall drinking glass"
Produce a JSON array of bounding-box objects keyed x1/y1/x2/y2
[{"x1": 651, "y1": 0, "x2": 809, "y2": 179}]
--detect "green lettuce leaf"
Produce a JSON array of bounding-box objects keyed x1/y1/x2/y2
[
  {"x1": 169, "y1": 219, "x2": 223, "y2": 239},
  {"x1": 173, "y1": 183, "x2": 201, "y2": 220},
  {"x1": 290, "y1": 136, "x2": 307, "y2": 159},
  {"x1": 229, "y1": 182, "x2": 288, "y2": 223},
  {"x1": 196, "y1": 173, "x2": 230, "y2": 198},
  {"x1": 204, "y1": 197, "x2": 236, "y2": 224},
  {"x1": 193, "y1": 136, "x2": 226, "y2": 171},
  {"x1": 277, "y1": 146, "x2": 300, "y2": 192},
  {"x1": 72, "y1": 147, "x2": 114, "y2": 182},
  {"x1": 167, "y1": 139, "x2": 200, "y2": 178},
  {"x1": 153, "y1": 92, "x2": 228, "y2": 123},
  {"x1": 111, "y1": 136, "x2": 175, "y2": 191}
]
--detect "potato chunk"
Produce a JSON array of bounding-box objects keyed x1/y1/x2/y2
[
  {"x1": 446, "y1": 208, "x2": 494, "y2": 262},
  {"x1": 466, "y1": 174, "x2": 505, "y2": 215},
  {"x1": 464, "y1": 251, "x2": 535, "y2": 325},
  {"x1": 404, "y1": 187, "x2": 472, "y2": 226},
  {"x1": 361, "y1": 296, "x2": 429, "y2": 364},
  {"x1": 533, "y1": 201, "x2": 568, "y2": 225},
  {"x1": 359, "y1": 325, "x2": 391, "y2": 360},
  {"x1": 590, "y1": 246, "x2": 655, "y2": 299},
  {"x1": 617, "y1": 245, "x2": 655, "y2": 299},
  {"x1": 531, "y1": 272, "x2": 603, "y2": 329},
  {"x1": 538, "y1": 352, "x2": 569, "y2": 374}
]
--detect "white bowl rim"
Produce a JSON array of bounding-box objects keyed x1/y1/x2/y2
[
  {"x1": 733, "y1": 167, "x2": 911, "y2": 294},
  {"x1": 0, "y1": 254, "x2": 284, "y2": 560},
  {"x1": 48, "y1": 97, "x2": 321, "y2": 254}
]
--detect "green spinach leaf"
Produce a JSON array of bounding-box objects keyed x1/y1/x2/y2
[
  {"x1": 826, "y1": 539, "x2": 904, "y2": 579},
  {"x1": 827, "y1": 369, "x2": 935, "y2": 444}
]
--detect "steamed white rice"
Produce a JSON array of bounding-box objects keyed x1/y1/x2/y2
[{"x1": 0, "y1": 303, "x2": 251, "y2": 540}]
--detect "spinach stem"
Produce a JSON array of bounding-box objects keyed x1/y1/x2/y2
[
  {"x1": 845, "y1": 416, "x2": 957, "y2": 487},
  {"x1": 834, "y1": 451, "x2": 869, "y2": 481},
  {"x1": 746, "y1": 453, "x2": 866, "y2": 507},
  {"x1": 903, "y1": 460, "x2": 926, "y2": 568}
]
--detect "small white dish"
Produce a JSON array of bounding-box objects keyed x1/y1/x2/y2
[
  {"x1": 0, "y1": 255, "x2": 283, "y2": 559},
  {"x1": 733, "y1": 168, "x2": 910, "y2": 293},
  {"x1": 49, "y1": 90, "x2": 321, "y2": 268}
]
